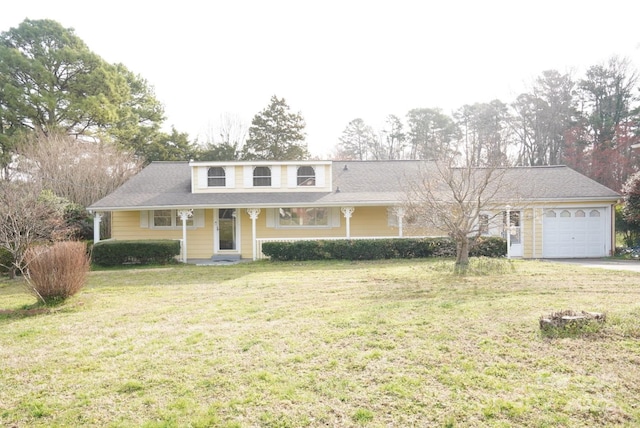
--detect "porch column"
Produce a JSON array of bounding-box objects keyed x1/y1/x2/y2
[
  {"x1": 505, "y1": 205, "x2": 511, "y2": 259},
  {"x1": 341, "y1": 207, "x2": 355, "y2": 239},
  {"x1": 394, "y1": 207, "x2": 404, "y2": 238},
  {"x1": 93, "y1": 212, "x2": 103, "y2": 243},
  {"x1": 178, "y1": 209, "x2": 193, "y2": 263},
  {"x1": 246, "y1": 208, "x2": 261, "y2": 260}
]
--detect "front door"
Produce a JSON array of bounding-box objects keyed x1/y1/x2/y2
[
  {"x1": 504, "y1": 210, "x2": 523, "y2": 257},
  {"x1": 215, "y1": 208, "x2": 238, "y2": 253}
]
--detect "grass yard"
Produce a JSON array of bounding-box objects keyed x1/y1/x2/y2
[{"x1": 1, "y1": 258, "x2": 640, "y2": 427}]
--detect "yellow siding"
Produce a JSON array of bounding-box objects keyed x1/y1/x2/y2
[
  {"x1": 351, "y1": 207, "x2": 403, "y2": 237},
  {"x1": 111, "y1": 210, "x2": 214, "y2": 259},
  {"x1": 110, "y1": 199, "x2": 615, "y2": 261},
  {"x1": 231, "y1": 166, "x2": 241, "y2": 189},
  {"x1": 524, "y1": 207, "x2": 544, "y2": 259},
  {"x1": 520, "y1": 207, "x2": 534, "y2": 259}
]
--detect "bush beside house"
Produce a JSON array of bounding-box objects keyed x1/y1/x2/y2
[
  {"x1": 262, "y1": 236, "x2": 506, "y2": 261},
  {"x1": 92, "y1": 240, "x2": 181, "y2": 266}
]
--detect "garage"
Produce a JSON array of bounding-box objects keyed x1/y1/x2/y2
[{"x1": 542, "y1": 207, "x2": 608, "y2": 258}]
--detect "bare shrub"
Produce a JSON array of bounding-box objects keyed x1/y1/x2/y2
[
  {"x1": 0, "y1": 181, "x2": 66, "y2": 279},
  {"x1": 16, "y1": 131, "x2": 143, "y2": 207},
  {"x1": 24, "y1": 241, "x2": 90, "y2": 304}
]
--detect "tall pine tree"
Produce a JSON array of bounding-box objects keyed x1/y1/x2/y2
[{"x1": 242, "y1": 95, "x2": 309, "y2": 160}]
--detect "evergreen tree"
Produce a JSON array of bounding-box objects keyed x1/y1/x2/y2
[
  {"x1": 0, "y1": 18, "x2": 191, "y2": 167},
  {"x1": 242, "y1": 95, "x2": 309, "y2": 160}
]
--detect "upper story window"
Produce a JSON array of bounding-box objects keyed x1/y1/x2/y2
[
  {"x1": 297, "y1": 166, "x2": 316, "y2": 186},
  {"x1": 253, "y1": 166, "x2": 272, "y2": 187},
  {"x1": 207, "y1": 167, "x2": 225, "y2": 187}
]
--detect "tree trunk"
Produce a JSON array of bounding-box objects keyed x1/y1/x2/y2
[{"x1": 454, "y1": 236, "x2": 470, "y2": 274}]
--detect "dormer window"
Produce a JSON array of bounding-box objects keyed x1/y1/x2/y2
[
  {"x1": 253, "y1": 166, "x2": 272, "y2": 186},
  {"x1": 207, "y1": 167, "x2": 226, "y2": 187},
  {"x1": 297, "y1": 166, "x2": 316, "y2": 186}
]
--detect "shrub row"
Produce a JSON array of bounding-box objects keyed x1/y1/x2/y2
[
  {"x1": 261, "y1": 236, "x2": 506, "y2": 261},
  {"x1": 92, "y1": 240, "x2": 181, "y2": 266}
]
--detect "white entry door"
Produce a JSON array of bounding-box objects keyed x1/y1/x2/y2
[
  {"x1": 504, "y1": 210, "x2": 523, "y2": 257},
  {"x1": 214, "y1": 208, "x2": 239, "y2": 253}
]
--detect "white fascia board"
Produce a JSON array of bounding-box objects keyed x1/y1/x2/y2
[{"x1": 189, "y1": 160, "x2": 333, "y2": 167}]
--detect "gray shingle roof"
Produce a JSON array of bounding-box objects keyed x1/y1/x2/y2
[{"x1": 88, "y1": 161, "x2": 619, "y2": 211}]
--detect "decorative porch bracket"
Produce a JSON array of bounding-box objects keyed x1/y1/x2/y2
[
  {"x1": 341, "y1": 207, "x2": 355, "y2": 239},
  {"x1": 246, "y1": 208, "x2": 261, "y2": 260},
  {"x1": 178, "y1": 209, "x2": 194, "y2": 263}
]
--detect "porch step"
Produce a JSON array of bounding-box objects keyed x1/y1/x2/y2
[{"x1": 211, "y1": 254, "x2": 242, "y2": 262}]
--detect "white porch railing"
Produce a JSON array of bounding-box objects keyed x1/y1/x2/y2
[{"x1": 255, "y1": 236, "x2": 420, "y2": 260}]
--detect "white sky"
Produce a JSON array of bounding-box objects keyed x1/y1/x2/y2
[{"x1": 2, "y1": 0, "x2": 640, "y2": 158}]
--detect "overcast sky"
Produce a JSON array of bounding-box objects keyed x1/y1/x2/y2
[{"x1": 2, "y1": 0, "x2": 640, "y2": 157}]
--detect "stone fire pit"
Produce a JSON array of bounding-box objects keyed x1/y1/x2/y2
[{"x1": 540, "y1": 310, "x2": 606, "y2": 332}]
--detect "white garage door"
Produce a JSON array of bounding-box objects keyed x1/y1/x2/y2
[{"x1": 543, "y1": 208, "x2": 607, "y2": 258}]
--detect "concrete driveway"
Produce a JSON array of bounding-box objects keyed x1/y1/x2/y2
[{"x1": 545, "y1": 258, "x2": 640, "y2": 273}]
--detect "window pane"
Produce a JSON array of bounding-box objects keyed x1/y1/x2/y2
[
  {"x1": 560, "y1": 210, "x2": 571, "y2": 217},
  {"x1": 253, "y1": 166, "x2": 271, "y2": 186},
  {"x1": 297, "y1": 166, "x2": 315, "y2": 186},
  {"x1": 154, "y1": 210, "x2": 172, "y2": 227},
  {"x1": 175, "y1": 212, "x2": 194, "y2": 227},
  {"x1": 279, "y1": 207, "x2": 329, "y2": 226},
  {"x1": 590, "y1": 210, "x2": 600, "y2": 217},
  {"x1": 208, "y1": 167, "x2": 225, "y2": 187},
  {"x1": 545, "y1": 210, "x2": 556, "y2": 218},
  {"x1": 575, "y1": 210, "x2": 585, "y2": 217}
]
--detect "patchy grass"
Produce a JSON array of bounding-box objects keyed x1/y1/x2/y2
[{"x1": 1, "y1": 258, "x2": 640, "y2": 427}]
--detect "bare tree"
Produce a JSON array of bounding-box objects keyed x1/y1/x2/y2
[
  {"x1": 405, "y1": 156, "x2": 510, "y2": 273},
  {"x1": 406, "y1": 108, "x2": 459, "y2": 160},
  {"x1": 454, "y1": 101, "x2": 513, "y2": 166},
  {"x1": 511, "y1": 70, "x2": 577, "y2": 166},
  {"x1": 0, "y1": 181, "x2": 65, "y2": 278},
  {"x1": 15, "y1": 131, "x2": 143, "y2": 208},
  {"x1": 381, "y1": 115, "x2": 407, "y2": 160},
  {"x1": 199, "y1": 113, "x2": 248, "y2": 160},
  {"x1": 336, "y1": 118, "x2": 376, "y2": 160}
]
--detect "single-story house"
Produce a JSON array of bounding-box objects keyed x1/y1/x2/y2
[{"x1": 88, "y1": 160, "x2": 620, "y2": 261}]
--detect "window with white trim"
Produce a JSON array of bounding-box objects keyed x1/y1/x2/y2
[
  {"x1": 253, "y1": 166, "x2": 271, "y2": 186},
  {"x1": 278, "y1": 207, "x2": 329, "y2": 227},
  {"x1": 297, "y1": 166, "x2": 315, "y2": 186},
  {"x1": 207, "y1": 167, "x2": 225, "y2": 187},
  {"x1": 153, "y1": 210, "x2": 194, "y2": 228}
]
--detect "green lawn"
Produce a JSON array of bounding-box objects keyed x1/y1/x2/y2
[{"x1": 1, "y1": 259, "x2": 640, "y2": 427}]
